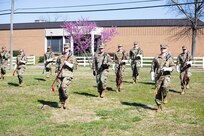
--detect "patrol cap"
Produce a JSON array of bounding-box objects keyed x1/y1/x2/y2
[
  {"x1": 118, "y1": 44, "x2": 123, "y2": 47},
  {"x1": 160, "y1": 44, "x2": 168, "y2": 49},
  {"x1": 47, "y1": 45, "x2": 51, "y2": 49},
  {"x1": 134, "y1": 41, "x2": 138, "y2": 45},
  {"x1": 99, "y1": 44, "x2": 105, "y2": 49},
  {"x1": 64, "y1": 43, "x2": 70, "y2": 48},
  {"x1": 182, "y1": 45, "x2": 187, "y2": 50},
  {"x1": 19, "y1": 49, "x2": 24, "y2": 52}
]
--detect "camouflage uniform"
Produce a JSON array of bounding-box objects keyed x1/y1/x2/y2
[
  {"x1": 92, "y1": 45, "x2": 112, "y2": 98},
  {"x1": 113, "y1": 45, "x2": 128, "y2": 92},
  {"x1": 150, "y1": 44, "x2": 175, "y2": 111},
  {"x1": 44, "y1": 46, "x2": 55, "y2": 78},
  {"x1": 129, "y1": 42, "x2": 143, "y2": 83},
  {"x1": 55, "y1": 45, "x2": 76, "y2": 108},
  {"x1": 0, "y1": 47, "x2": 10, "y2": 79},
  {"x1": 16, "y1": 49, "x2": 27, "y2": 86},
  {"x1": 177, "y1": 46, "x2": 192, "y2": 94}
]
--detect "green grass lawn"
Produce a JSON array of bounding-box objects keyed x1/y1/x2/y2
[{"x1": 0, "y1": 66, "x2": 204, "y2": 136}]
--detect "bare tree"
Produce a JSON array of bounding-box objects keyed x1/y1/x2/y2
[{"x1": 169, "y1": 0, "x2": 204, "y2": 58}]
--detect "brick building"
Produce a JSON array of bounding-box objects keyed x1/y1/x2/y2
[{"x1": 0, "y1": 19, "x2": 203, "y2": 57}]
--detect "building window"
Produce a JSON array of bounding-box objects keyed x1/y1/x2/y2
[{"x1": 47, "y1": 36, "x2": 63, "y2": 53}]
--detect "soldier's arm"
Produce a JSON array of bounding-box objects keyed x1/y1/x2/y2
[
  {"x1": 150, "y1": 58, "x2": 156, "y2": 72},
  {"x1": 188, "y1": 52, "x2": 193, "y2": 61},
  {"x1": 129, "y1": 50, "x2": 133, "y2": 60},
  {"x1": 92, "y1": 54, "x2": 96, "y2": 70},
  {"x1": 125, "y1": 52, "x2": 129, "y2": 60},
  {"x1": 113, "y1": 53, "x2": 117, "y2": 63},
  {"x1": 107, "y1": 54, "x2": 113, "y2": 65},
  {"x1": 55, "y1": 56, "x2": 61, "y2": 72},
  {"x1": 169, "y1": 57, "x2": 175, "y2": 71}
]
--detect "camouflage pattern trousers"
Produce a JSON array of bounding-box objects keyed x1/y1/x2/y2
[
  {"x1": 180, "y1": 68, "x2": 191, "y2": 89},
  {"x1": 45, "y1": 65, "x2": 52, "y2": 77},
  {"x1": 115, "y1": 64, "x2": 125, "y2": 86},
  {"x1": 155, "y1": 76, "x2": 171, "y2": 105},
  {"x1": 131, "y1": 61, "x2": 140, "y2": 78},
  {"x1": 57, "y1": 76, "x2": 72, "y2": 103},
  {"x1": 0, "y1": 65, "x2": 6, "y2": 75},
  {"x1": 96, "y1": 70, "x2": 109, "y2": 93},
  {"x1": 16, "y1": 67, "x2": 26, "y2": 84}
]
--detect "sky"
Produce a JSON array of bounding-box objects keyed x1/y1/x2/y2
[{"x1": 0, "y1": 0, "x2": 200, "y2": 24}]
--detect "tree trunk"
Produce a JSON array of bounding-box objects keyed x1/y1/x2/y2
[{"x1": 191, "y1": 28, "x2": 196, "y2": 59}]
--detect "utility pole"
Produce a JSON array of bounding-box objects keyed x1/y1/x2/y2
[{"x1": 10, "y1": 0, "x2": 14, "y2": 69}]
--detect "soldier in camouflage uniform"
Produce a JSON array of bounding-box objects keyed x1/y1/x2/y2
[
  {"x1": 0, "y1": 46, "x2": 10, "y2": 80},
  {"x1": 92, "y1": 44, "x2": 112, "y2": 98},
  {"x1": 129, "y1": 41, "x2": 143, "y2": 83},
  {"x1": 44, "y1": 45, "x2": 55, "y2": 78},
  {"x1": 176, "y1": 45, "x2": 192, "y2": 95},
  {"x1": 150, "y1": 44, "x2": 175, "y2": 112},
  {"x1": 113, "y1": 44, "x2": 128, "y2": 92},
  {"x1": 55, "y1": 43, "x2": 76, "y2": 109},
  {"x1": 15, "y1": 49, "x2": 27, "y2": 87}
]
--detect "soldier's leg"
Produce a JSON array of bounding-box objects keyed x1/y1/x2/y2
[
  {"x1": 1, "y1": 66, "x2": 6, "y2": 79},
  {"x1": 61, "y1": 77, "x2": 72, "y2": 109},
  {"x1": 162, "y1": 76, "x2": 170, "y2": 104},
  {"x1": 57, "y1": 77, "x2": 63, "y2": 108},
  {"x1": 0, "y1": 67, "x2": 3, "y2": 79},
  {"x1": 45, "y1": 67, "x2": 51, "y2": 78},
  {"x1": 17, "y1": 68, "x2": 25, "y2": 86},
  {"x1": 155, "y1": 87, "x2": 163, "y2": 112},
  {"x1": 136, "y1": 66, "x2": 140, "y2": 80},
  {"x1": 186, "y1": 69, "x2": 192, "y2": 89},
  {"x1": 100, "y1": 71, "x2": 108, "y2": 98},
  {"x1": 131, "y1": 63, "x2": 136, "y2": 83},
  {"x1": 180, "y1": 72, "x2": 185, "y2": 94},
  {"x1": 96, "y1": 74, "x2": 102, "y2": 97}
]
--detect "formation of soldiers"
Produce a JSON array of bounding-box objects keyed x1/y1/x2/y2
[{"x1": 0, "y1": 41, "x2": 193, "y2": 112}]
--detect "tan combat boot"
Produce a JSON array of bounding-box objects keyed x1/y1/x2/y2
[
  {"x1": 156, "y1": 105, "x2": 162, "y2": 112},
  {"x1": 19, "y1": 82, "x2": 23, "y2": 87},
  {"x1": 58, "y1": 102, "x2": 63, "y2": 108},
  {"x1": 116, "y1": 87, "x2": 119, "y2": 93},
  {"x1": 163, "y1": 97, "x2": 168, "y2": 104},
  {"x1": 180, "y1": 89, "x2": 185, "y2": 95},
  {"x1": 186, "y1": 84, "x2": 190, "y2": 89},
  {"x1": 136, "y1": 76, "x2": 139, "y2": 80},
  {"x1": 100, "y1": 90, "x2": 106, "y2": 98},
  {"x1": 63, "y1": 101, "x2": 68, "y2": 109}
]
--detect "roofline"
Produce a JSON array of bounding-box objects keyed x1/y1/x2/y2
[{"x1": 0, "y1": 19, "x2": 203, "y2": 30}]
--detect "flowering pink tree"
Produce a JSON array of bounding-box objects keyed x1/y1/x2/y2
[
  {"x1": 101, "y1": 27, "x2": 118, "y2": 44},
  {"x1": 62, "y1": 18, "x2": 118, "y2": 55}
]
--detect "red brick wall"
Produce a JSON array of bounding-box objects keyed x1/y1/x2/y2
[
  {"x1": 0, "y1": 27, "x2": 203, "y2": 57},
  {"x1": 0, "y1": 29, "x2": 45, "y2": 56}
]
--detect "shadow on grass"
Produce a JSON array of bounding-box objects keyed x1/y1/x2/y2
[
  {"x1": 73, "y1": 92, "x2": 96, "y2": 97},
  {"x1": 106, "y1": 87, "x2": 115, "y2": 92},
  {"x1": 34, "y1": 78, "x2": 46, "y2": 81},
  {"x1": 169, "y1": 89, "x2": 181, "y2": 94},
  {"x1": 8, "y1": 82, "x2": 19, "y2": 87},
  {"x1": 38, "y1": 100, "x2": 59, "y2": 109},
  {"x1": 121, "y1": 101, "x2": 156, "y2": 111},
  {"x1": 139, "y1": 81, "x2": 155, "y2": 85},
  {"x1": 110, "y1": 80, "x2": 133, "y2": 84}
]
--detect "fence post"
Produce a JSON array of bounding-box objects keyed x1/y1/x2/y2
[
  {"x1": 203, "y1": 56, "x2": 204, "y2": 69},
  {"x1": 33, "y1": 56, "x2": 35, "y2": 65},
  {"x1": 84, "y1": 56, "x2": 86, "y2": 67},
  {"x1": 141, "y1": 56, "x2": 143, "y2": 67}
]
